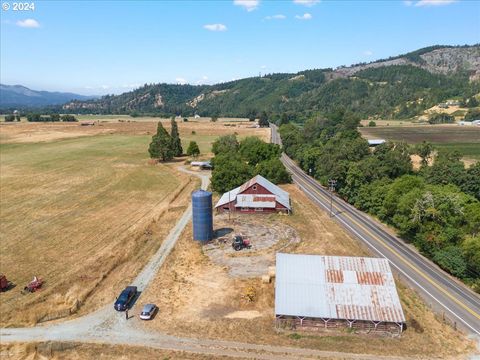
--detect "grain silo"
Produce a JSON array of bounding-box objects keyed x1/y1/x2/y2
[{"x1": 192, "y1": 190, "x2": 213, "y2": 241}]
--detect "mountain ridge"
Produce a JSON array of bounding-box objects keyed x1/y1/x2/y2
[{"x1": 0, "y1": 84, "x2": 97, "y2": 108}]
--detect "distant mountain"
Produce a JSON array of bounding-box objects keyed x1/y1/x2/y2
[
  {"x1": 59, "y1": 44, "x2": 480, "y2": 119},
  {"x1": 0, "y1": 84, "x2": 96, "y2": 108}
]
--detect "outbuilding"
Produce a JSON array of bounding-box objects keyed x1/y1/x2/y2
[
  {"x1": 275, "y1": 253, "x2": 405, "y2": 335},
  {"x1": 215, "y1": 175, "x2": 291, "y2": 214}
]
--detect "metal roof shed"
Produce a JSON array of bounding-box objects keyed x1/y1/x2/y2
[{"x1": 275, "y1": 253, "x2": 405, "y2": 335}]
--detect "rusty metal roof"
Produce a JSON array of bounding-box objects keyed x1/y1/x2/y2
[
  {"x1": 235, "y1": 194, "x2": 276, "y2": 208},
  {"x1": 275, "y1": 253, "x2": 405, "y2": 323}
]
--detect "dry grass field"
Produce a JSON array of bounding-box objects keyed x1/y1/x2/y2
[
  {"x1": 0, "y1": 119, "x2": 267, "y2": 327},
  {"x1": 135, "y1": 185, "x2": 474, "y2": 359}
]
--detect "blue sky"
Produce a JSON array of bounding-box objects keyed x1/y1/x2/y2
[{"x1": 1, "y1": 0, "x2": 479, "y2": 95}]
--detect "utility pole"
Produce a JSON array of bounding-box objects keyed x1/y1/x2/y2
[{"x1": 328, "y1": 179, "x2": 337, "y2": 218}]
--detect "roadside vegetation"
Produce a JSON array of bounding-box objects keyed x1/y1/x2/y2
[
  {"x1": 279, "y1": 111, "x2": 480, "y2": 290},
  {"x1": 210, "y1": 134, "x2": 291, "y2": 193}
]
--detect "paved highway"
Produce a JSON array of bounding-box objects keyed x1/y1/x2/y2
[{"x1": 271, "y1": 124, "x2": 480, "y2": 338}]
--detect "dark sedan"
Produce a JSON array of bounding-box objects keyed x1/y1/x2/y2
[{"x1": 114, "y1": 286, "x2": 137, "y2": 311}]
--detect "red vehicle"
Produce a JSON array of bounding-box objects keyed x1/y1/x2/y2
[
  {"x1": 0, "y1": 274, "x2": 12, "y2": 292},
  {"x1": 232, "y1": 235, "x2": 251, "y2": 251},
  {"x1": 23, "y1": 276, "x2": 43, "y2": 293}
]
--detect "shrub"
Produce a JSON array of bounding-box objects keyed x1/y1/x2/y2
[{"x1": 368, "y1": 120, "x2": 376, "y2": 127}]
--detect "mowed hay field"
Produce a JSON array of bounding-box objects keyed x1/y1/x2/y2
[
  {"x1": 359, "y1": 125, "x2": 480, "y2": 160},
  {"x1": 0, "y1": 119, "x2": 268, "y2": 327},
  {"x1": 138, "y1": 184, "x2": 474, "y2": 359}
]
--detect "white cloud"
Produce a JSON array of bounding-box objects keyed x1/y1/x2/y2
[
  {"x1": 414, "y1": 0, "x2": 457, "y2": 6},
  {"x1": 176, "y1": 77, "x2": 187, "y2": 85},
  {"x1": 295, "y1": 13, "x2": 313, "y2": 20},
  {"x1": 121, "y1": 83, "x2": 141, "y2": 89},
  {"x1": 363, "y1": 50, "x2": 373, "y2": 56},
  {"x1": 265, "y1": 14, "x2": 286, "y2": 20},
  {"x1": 293, "y1": 0, "x2": 320, "y2": 6},
  {"x1": 16, "y1": 19, "x2": 40, "y2": 28},
  {"x1": 101, "y1": 85, "x2": 110, "y2": 90},
  {"x1": 261, "y1": 65, "x2": 267, "y2": 69},
  {"x1": 195, "y1": 76, "x2": 209, "y2": 85},
  {"x1": 403, "y1": 0, "x2": 413, "y2": 5},
  {"x1": 233, "y1": 0, "x2": 259, "y2": 11},
  {"x1": 203, "y1": 23, "x2": 227, "y2": 32}
]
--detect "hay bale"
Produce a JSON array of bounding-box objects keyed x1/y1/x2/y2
[{"x1": 262, "y1": 274, "x2": 271, "y2": 283}]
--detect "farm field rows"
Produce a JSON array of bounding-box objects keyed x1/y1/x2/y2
[
  {"x1": 359, "y1": 124, "x2": 480, "y2": 161},
  {"x1": 0, "y1": 119, "x2": 267, "y2": 327}
]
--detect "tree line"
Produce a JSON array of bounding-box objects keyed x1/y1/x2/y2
[
  {"x1": 279, "y1": 110, "x2": 480, "y2": 291},
  {"x1": 4, "y1": 113, "x2": 78, "y2": 122},
  {"x1": 210, "y1": 134, "x2": 291, "y2": 194}
]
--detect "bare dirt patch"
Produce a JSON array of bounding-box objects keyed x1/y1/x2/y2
[{"x1": 203, "y1": 213, "x2": 300, "y2": 278}]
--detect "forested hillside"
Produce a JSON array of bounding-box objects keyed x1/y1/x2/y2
[{"x1": 61, "y1": 45, "x2": 480, "y2": 120}]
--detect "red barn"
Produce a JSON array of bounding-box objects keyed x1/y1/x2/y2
[{"x1": 215, "y1": 175, "x2": 291, "y2": 214}]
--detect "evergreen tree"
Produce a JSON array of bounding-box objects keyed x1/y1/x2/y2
[
  {"x1": 170, "y1": 118, "x2": 183, "y2": 156},
  {"x1": 258, "y1": 111, "x2": 269, "y2": 127},
  {"x1": 186, "y1": 141, "x2": 200, "y2": 157},
  {"x1": 148, "y1": 122, "x2": 174, "y2": 161}
]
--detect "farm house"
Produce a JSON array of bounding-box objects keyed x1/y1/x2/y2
[
  {"x1": 215, "y1": 175, "x2": 291, "y2": 214},
  {"x1": 275, "y1": 253, "x2": 405, "y2": 336}
]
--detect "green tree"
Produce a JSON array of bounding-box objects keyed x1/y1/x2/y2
[
  {"x1": 461, "y1": 163, "x2": 480, "y2": 200},
  {"x1": 461, "y1": 235, "x2": 480, "y2": 274},
  {"x1": 50, "y1": 114, "x2": 61, "y2": 122},
  {"x1": 211, "y1": 155, "x2": 253, "y2": 193},
  {"x1": 255, "y1": 158, "x2": 292, "y2": 184},
  {"x1": 258, "y1": 111, "x2": 269, "y2": 127},
  {"x1": 428, "y1": 112, "x2": 455, "y2": 124},
  {"x1": 4, "y1": 115, "x2": 15, "y2": 122},
  {"x1": 423, "y1": 151, "x2": 466, "y2": 187},
  {"x1": 415, "y1": 141, "x2": 434, "y2": 167},
  {"x1": 148, "y1": 122, "x2": 174, "y2": 161},
  {"x1": 212, "y1": 134, "x2": 239, "y2": 155},
  {"x1": 464, "y1": 108, "x2": 480, "y2": 121},
  {"x1": 61, "y1": 115, "x2": 77, "y2": 122},
  {"x1": 467, "y1": 96, "x2": 479, "y2": 108},
  {"x1": 374, "y1": 141, "x2": 412, "y2": 179},
  {"x1": 279, "y1": 113, "x2": 289, "y2": 126},
  {"x1": 368, "y1": 120, "x2": 376, "y2": 127},
  {"x1": 186, "y1": 141, "x2": 200, "y2": 157},
  {"x1": 170, "y1": 118, "x2": 183, "y2": 156},
  {"x1": 239, "y1": 136, "x2": 281, "y2": 166}
]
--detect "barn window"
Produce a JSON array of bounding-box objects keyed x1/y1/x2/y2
[
  {"x1": 255, "y1": 207, "x2": 263, "y2": 212},
  {"x1": 241, "y1": 207, "x2": 248, "y2": 211},
  {"x1": 223, "y1": 207, "x2": 229, "y2": 211},
  {"x1": 252, "y1": 185, "x2": 257, "y2": 190}
]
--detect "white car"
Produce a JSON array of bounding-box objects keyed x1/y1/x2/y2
[{"x1": 139, "y1": 303, "x2": 158, "y2": 320}]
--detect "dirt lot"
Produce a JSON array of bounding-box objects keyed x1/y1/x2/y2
[
  {"x1": 137, "y1": 185, "x2": 474, "y2": 359},
  {"x1": 203, "y1": 213, "x2": 300, "y2": 278},
  {"x1": 0, "y1": 120, "x2": 266, "y2": 327}
]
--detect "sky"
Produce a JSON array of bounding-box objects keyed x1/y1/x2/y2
[{"x1": 1, "y1": 0, "x2": 479, "y2": 95}]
